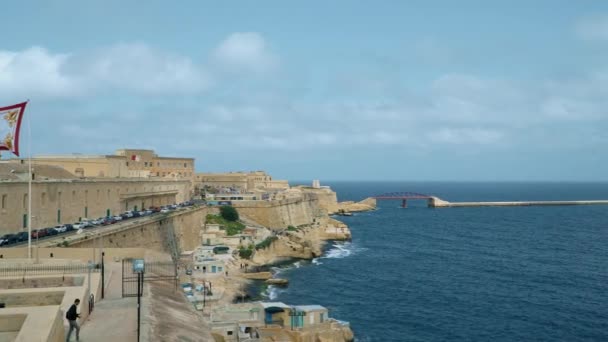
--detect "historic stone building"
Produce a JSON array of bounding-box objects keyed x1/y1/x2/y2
[
  {"x1": 12, "y1": 148, "x2": 195, "y2": 181},
  {"x1": 115, "y1": 148, "x2": 195, "y2": 180},
  {"x1": 195, "y1": 171, "x2": 289, "y2": 193},
  {"x1": 0, "y1": 162, "x2": 191, "y2": 234}
]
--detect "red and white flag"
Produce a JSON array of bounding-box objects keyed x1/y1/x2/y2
[{"x1": 0, "y1": 102, "x2": 27, "y2": 157}]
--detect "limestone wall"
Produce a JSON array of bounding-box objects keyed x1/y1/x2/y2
[
  {"x1": 0, "y1": 178, "x2": 192, "y2": 234},
  {"x1": 68, "y1": 206, "x2": 216, "y2": 256},
  {"x1": 233, "y1": 194, "x2": 325, "y2": 230}
]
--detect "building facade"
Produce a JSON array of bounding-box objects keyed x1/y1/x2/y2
[
  {"x1": 0, "y1": 166, "x2": 191, "y2": 234},
  {"x1": 195, "y1": 171, "x2": 288, "y2": 193},
  {"x1": 13, "y1": 148, "x2": 195, "y2": 182},
  {"x1": 115, "y1": 149, "x2": 195, "y2": 180}
]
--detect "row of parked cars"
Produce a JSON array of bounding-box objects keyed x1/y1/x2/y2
[{"x1": 0, "y1": 201, "x2": 195, "y2": 247}]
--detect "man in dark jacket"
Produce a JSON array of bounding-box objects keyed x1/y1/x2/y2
[{"x1": 66, "y1": 298, "x2": 80, "y2": 341}]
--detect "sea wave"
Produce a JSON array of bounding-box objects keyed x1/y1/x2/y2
[
  {"x1": 319, "y1": 241, "x2": 367, "y2": 261},
  {"x1": 262, "y1": 285, "x2": 284, "y2": 300}
]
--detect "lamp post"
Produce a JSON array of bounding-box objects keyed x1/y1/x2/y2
[{"x1": 133, "y1": 259, "x2": 145, "y2": 342}]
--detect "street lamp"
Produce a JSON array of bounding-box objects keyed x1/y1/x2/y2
[{"x1": 133, "y1": 259, "x2": 145, "y2": 342}]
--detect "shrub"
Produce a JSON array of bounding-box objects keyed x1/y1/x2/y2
[
  {"x1": 255, "y1": 236, "x2": 278, "y2": 250},
  {"x1": 287, "y1": 225, "x2": 297, "y2": 231},
  {"x1": 220, "y1": 206, "x2": 239, "y2": 222},
  {"x1": 239, "y1": 246, "x2": 253, "y2": 259}
]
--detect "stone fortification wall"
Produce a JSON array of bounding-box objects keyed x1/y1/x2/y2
[
  {"x1": 233, "y1": 193, "x2": 326, "y2": 229},
  {"x1": 0, "y1": 178, "x2": 192, "y2": 234},
  {"x1": 66, "y1": 207, "x2": 216, "y2": 256},
  {"x1": 299, "y1": 187, "x2": 340, "y2": 213}
]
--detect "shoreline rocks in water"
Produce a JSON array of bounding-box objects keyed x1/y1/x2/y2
[
  {"x1": 240, "y1": 271, "x2": 273, "y2": 280},
  {"x1": 329, "y1": 197, "x2": 377, "y2": 215},
  {"x1": 265, "y1": 278, "x2": 289, "y2": 286}
]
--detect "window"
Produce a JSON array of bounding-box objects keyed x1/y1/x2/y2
[
  {"x1": 144, "y1": 162, "x2": 148, "y2": 167},
  {"x1": 126, "y1": 162, "x2": 129, "y2": 166},
  {"x1": 41, "y1": 192, "x2": 47, "y2": 207},
  {"x1": 23, "y1": 194, "x2": 28, "y2": 209},
  {"x1": 184, "y1": 163, "x2": 187, "y2": 168},
  {"x1": 1, "y1": 194, "x2": 6, "y2": 209},
  {"x1": 227, "y1": 331, "x2": 233, "y2": 336}
]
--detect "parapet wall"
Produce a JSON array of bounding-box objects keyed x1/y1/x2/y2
[
  {"x1": 40, "y1": 206, "x2": 217, "y2": 256},
  {"x1": 234, "y1": 193, "x2": 328, "y2": 229}
]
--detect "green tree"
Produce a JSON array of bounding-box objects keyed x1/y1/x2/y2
[{"x1": 220, "y1": 205, "x2": 239, "y2": 222}]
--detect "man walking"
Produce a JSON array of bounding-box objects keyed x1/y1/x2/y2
[{"x1": 66, "y1": 298, "x2": 80, "y2": 341}]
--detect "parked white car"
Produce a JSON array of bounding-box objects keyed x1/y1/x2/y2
[
  {"x1": 73, "y1": 222, "x2": 85, "y2": 229},
  {"x1": 123, "y1": 211, "x2": 134, "y2": 218},
  {"x1": 53, "y1": 225, "x2": 67, "y2": 233},
  {"x1": 113, "y1": 215, "x2": 123, "y2": 221},
  {"x1": 160, "y1": 208, "x2": 171, "y2": 213},
  {"x1": 92, "y1": 218, "x2": 104, "y2": 225}
]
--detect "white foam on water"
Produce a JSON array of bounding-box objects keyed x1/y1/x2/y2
[
  {"x1": 262, "y1": 285, "x2": 283, "y2": 300},
  {"x1": 312, "y1": 258, "x2": 323, "y2": 265},
  {"x1": 319, "y1": 242, "x2": 368, "y2": 260},
  {"x1": 293, "y1": 261, "x2": 301, "y2": 268}
]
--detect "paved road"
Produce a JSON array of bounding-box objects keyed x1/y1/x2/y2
[{"x1": 9, "y1": 206, "x2": 200, "y2": 249}]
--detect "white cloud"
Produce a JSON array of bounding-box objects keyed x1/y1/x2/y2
[
  {"x1": 84, "y1": 43, "x2": 210, "y2": 94},
  {"x1": 0, "y1": 46, "x2": 78, "y2": 98},
  {"x1": 576, "y1": 14, "x2": 608, "y2": 41},
  {"x1": 212, "y1": 32, "x2": 279, "y2": 74},
  {"x1": 0, "y1": 43, "x2": 210, "y2": 98}
]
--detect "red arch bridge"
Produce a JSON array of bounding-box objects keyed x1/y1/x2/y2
[{"x1": 372, "y1": 192, "x2": 435, "y2": 208}]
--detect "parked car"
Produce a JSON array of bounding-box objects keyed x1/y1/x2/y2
[
  {"x1": 73, "y1": 222, "x2": 86, "y2": 230},
  {"x1": 44, "y1": 227, "x2": 58, "y2": 236},
  {"x1": 0, "y1": 234, "x2": 18, "y2": 246},
  {"x1": 92, "y1": 217, "x2": 105, "y2": 225},
  {"x1": 101, "y1": 217, "x2": 116, "y2": 225},
  {"x1": 149, "y1": 206, "x2": 161, "y2": 213},
  {"x1": 64, "y1": 224, "x2": 74, "y2": 232},
  {"x1": 53, "y1": 225, "x2": 67, "y2": 233},
  {"x1": 16, "y1": 231, "x2": 29, "y2": 242},
  {"x1": 160, "y1": 208, "x2": 171, "y2": 214},
  {"x1": 31, "y1": 229, "x2": 48, "y2": 239},
  {"x1": 113, "y1": 215, "x2": 123, "y2": 221}
]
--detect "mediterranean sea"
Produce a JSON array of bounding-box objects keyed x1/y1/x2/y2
[{"x1": 263, "y1": 182, "x2": 608, "y2": 342}]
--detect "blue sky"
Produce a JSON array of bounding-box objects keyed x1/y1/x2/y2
[{"x1": 1, "y1": 1, "x2": 608, "y2": 181}]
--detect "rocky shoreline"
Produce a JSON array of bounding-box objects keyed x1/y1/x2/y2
[{"x1": 201, "y1": 193, "x2": 376, "y2": 342}]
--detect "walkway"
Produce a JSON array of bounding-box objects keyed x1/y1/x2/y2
[{"x1": 78, "y1": 262, "x2": 138, "y2": 342}]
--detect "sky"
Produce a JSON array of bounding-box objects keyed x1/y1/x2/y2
[{"x1": 1, "y1": 0, "x2": 608, "y2": 181}]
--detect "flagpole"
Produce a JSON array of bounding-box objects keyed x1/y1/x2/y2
[{"x1": 27, "y1": 100, "x2": 32, "y2": 260}]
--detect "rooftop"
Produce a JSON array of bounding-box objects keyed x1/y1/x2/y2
[{"x1": 0, "y1": 162, "x2": 75, "y2": 181}]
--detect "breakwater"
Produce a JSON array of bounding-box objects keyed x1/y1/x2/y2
[{"x1": 429, "y1": 197, "x2": 608, "y2": 208}]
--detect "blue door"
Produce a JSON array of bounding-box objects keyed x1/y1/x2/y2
[
  {"x1": 265, "y1": 311, "x2": 273, "y2": 324},
  {"x1": 211, "y1": 265, "x2": 217, "y2": 273}
]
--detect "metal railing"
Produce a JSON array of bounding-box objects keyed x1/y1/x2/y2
[{"x1": 0, "y1": 262, "x2": 100, "y2": 277}]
